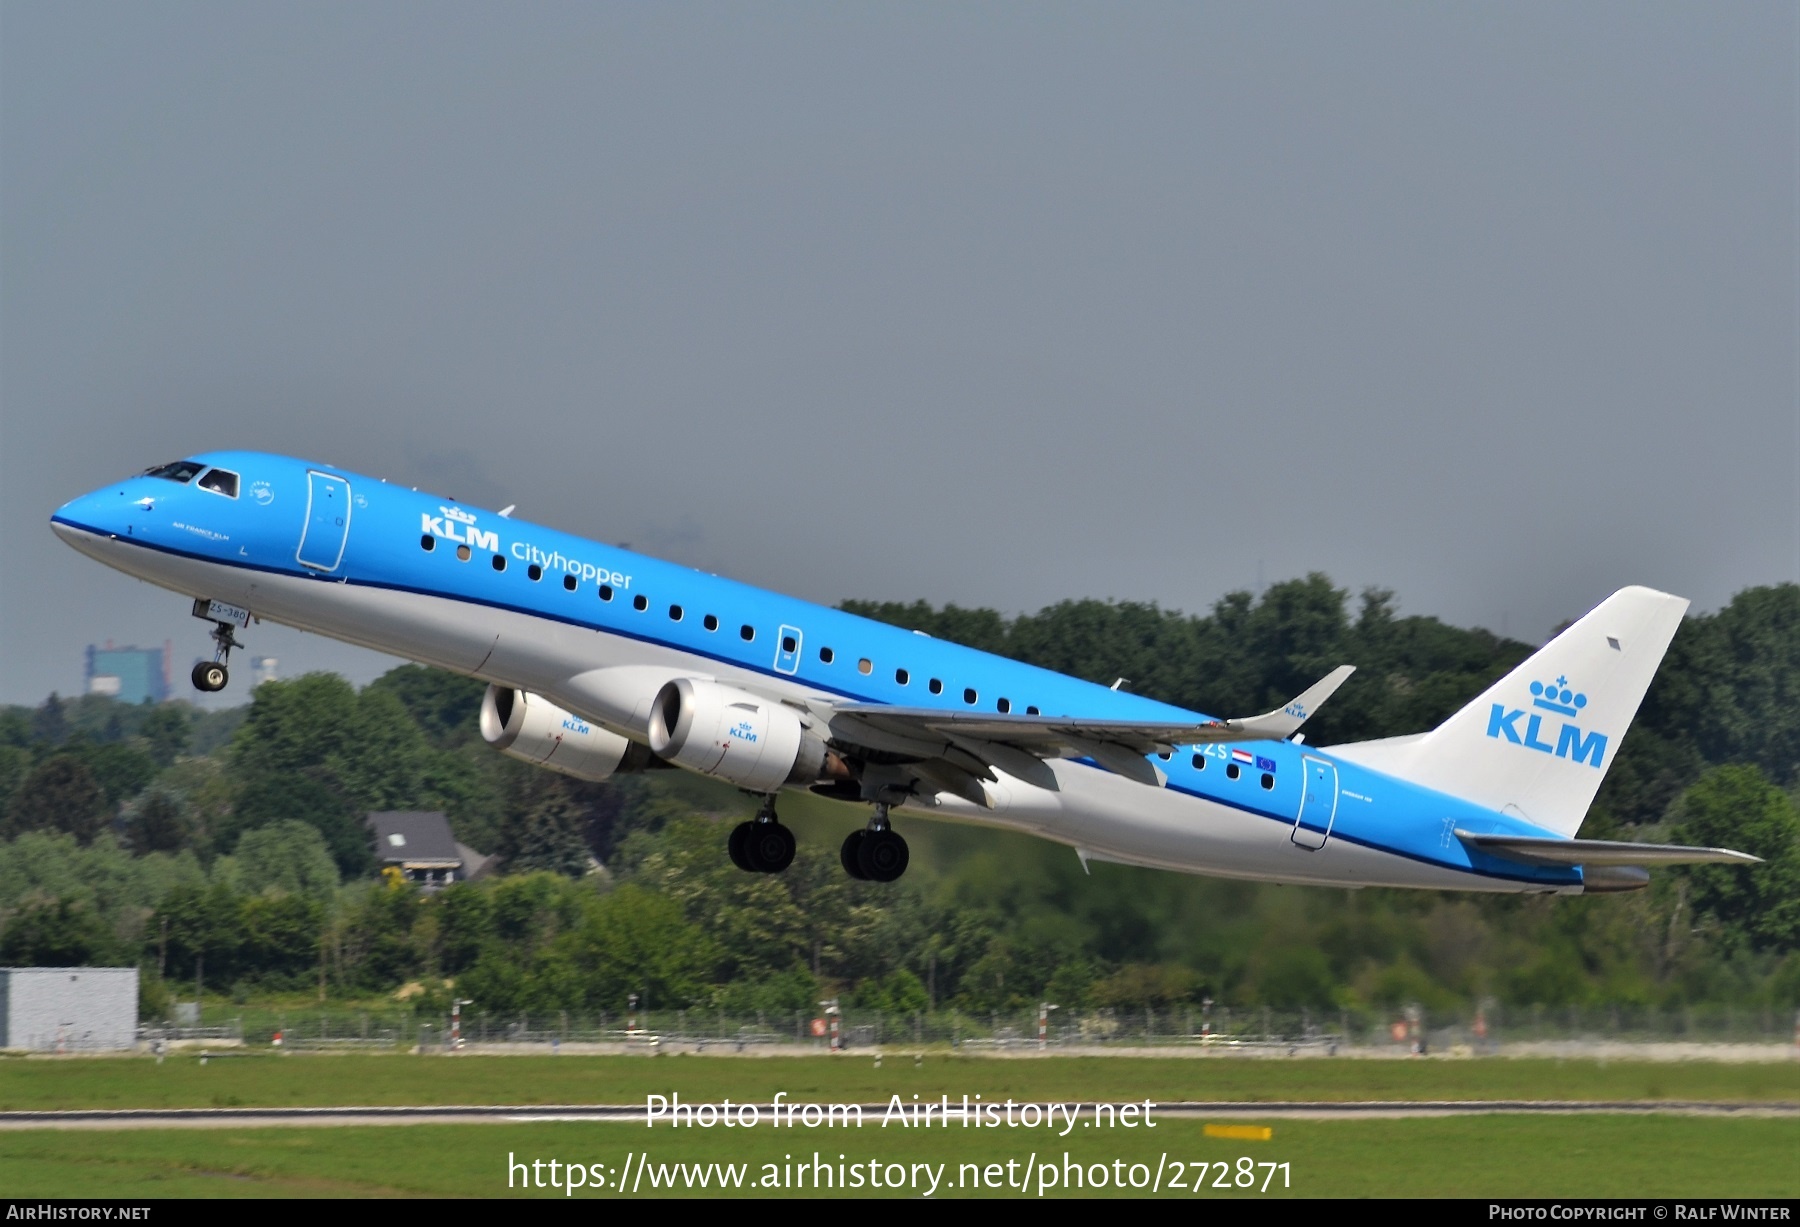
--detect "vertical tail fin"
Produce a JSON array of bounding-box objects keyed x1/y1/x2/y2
[{"x1": 1330, "y1": 586, "x2": 1689, "y2": 836}]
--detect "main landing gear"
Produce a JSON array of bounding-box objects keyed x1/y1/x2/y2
[
  {"x1": 728, "y1": 798, "x2": 796, "y2": 874},
  {"x1": 725, "y1": 797, "x2": 911, "y2": 883},
  {"x1": 189, "y1": 599, "x2": 246, "y2": 693},
  {"x1": 840, "y1": 803, "x2": 909, "y2": 883}
]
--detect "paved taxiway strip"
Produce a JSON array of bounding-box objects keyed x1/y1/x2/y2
[{"x1": 0, "y1": 1101, "x2": 1792, "y2": 1129}]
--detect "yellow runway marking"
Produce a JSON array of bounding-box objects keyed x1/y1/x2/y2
[{"x1": 1204, "y1": 1123, "x2": 1273, "y2": 1141}]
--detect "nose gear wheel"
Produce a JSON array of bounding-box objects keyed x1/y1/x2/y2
[{"x1": 191, "y1": 603, "x2": 247, "y2": 693}]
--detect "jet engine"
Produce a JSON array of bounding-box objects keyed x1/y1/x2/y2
[
  {"x1": 480, "y1": 685, "x2": 657, "y2": 782},
  {"x1": 647, "y1": 678, "x2": 829, "y2": 793}
]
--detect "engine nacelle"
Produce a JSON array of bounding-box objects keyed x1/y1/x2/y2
[
  {"x1": 647, "y1": 678, "x2": 827, "y2": 793},
  {"x1": 480, "y1": 685, "x2": 653, "y2": 782}
]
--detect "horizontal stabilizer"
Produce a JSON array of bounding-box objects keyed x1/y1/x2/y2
[{"x1": 1455, "y1": 830, "x2": 1761, "y2": 867}]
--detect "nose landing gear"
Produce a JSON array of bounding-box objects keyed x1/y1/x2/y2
[
  {"x1": 189, "y1": 598, "x2": 249, "y2": 693},
  {"x1": 728, "y1": 798, "x2": 796, "y2": 874},
  {"x1": 841, "y1": 803, "x2": 909, "y2": 883}
]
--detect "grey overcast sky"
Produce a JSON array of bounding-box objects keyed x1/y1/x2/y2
[{"x1": 2, "y1": 3, "x2": 1796, "y2": 707}]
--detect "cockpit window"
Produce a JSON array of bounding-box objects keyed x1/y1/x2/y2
[
  {"x1": 144, "y1": 460, "x2": 205, "y2": 483},
  {"x1": 197, "y1": 469, "x2": 239, "y2": 498}
]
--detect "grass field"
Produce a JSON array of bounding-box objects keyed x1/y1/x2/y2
[
  {"x1": 0, "y1": 1116, "x2": 1792, "y2": 1198},
  {"x1": 0, "y1": 1052, "x2": 1794, "y2": 1112},
  {"x1": 2, "y1": 1055, "x2": 1792, "y2": 1198}
]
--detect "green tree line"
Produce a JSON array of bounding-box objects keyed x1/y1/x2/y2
[{"x1": 0, "y1": 576, "x2": 1793, "y2": 1018}]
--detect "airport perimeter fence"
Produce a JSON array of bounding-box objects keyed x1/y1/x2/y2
[{"x1": 137, "y1": 1002, "x2": 1800, "y2": 1055}]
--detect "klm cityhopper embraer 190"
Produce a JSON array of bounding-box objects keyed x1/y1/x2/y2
[{"x1": 52, "y1": 452, "x2": 1759, "y2": 890}]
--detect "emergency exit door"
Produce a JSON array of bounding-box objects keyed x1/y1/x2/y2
[{"x1": 1291, "y1": 756, "x2": 1339, "y2": 850}]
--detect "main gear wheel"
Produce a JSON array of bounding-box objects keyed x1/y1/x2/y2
[
  {"x1": 856, "y1": 829, "x2": 908, "y2": 882},
  {"x1": 729, "y1": 819, "x2": 795, "y2": 873},
  {"x1": 840, "y1": 830, "x2": 868, "y2": 880}
]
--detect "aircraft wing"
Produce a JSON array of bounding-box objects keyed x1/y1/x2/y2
[
  {"x1": 1455, "y1": 830, "x2": 1762, "y2": 867},
  {"x1": 827, "y1": 665, "x2": 1355, "y2": 793}
]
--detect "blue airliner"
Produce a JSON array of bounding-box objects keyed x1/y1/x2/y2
[{"x1": 52, "y1": 452, "x2": 1757, "y2": 888}]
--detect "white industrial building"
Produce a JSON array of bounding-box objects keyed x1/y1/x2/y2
[{"x1": 0, "y1": 968, "x2": 139, "y2": 1052}]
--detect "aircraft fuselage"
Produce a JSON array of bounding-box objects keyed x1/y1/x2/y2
[{"x1": 51, "y1": 451, "x2": 1592, "y2": 894}]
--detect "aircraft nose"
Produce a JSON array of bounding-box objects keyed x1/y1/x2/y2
[{"x1": 51, "y1": 486, "x2": 133, "y2": 542}]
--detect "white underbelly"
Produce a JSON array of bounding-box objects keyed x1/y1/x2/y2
[{"x1": 919, "y1": 760, "x2": 1541, "y2": 893}]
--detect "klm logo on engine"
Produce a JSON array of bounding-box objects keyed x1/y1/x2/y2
[
  {"x1": 421, "y1": 505, "x2": 499, "y2": 553},
  {"x1": 728, "y1": 719, "x2": 759, "y2": 744},
  {"x1": 1486, "y1": 676, "x2": 1607, "y2": 768}
]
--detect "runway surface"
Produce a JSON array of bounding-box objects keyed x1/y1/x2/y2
[{"x1": 0, "y1": 1101, "x2": 1792, "y2": 1129}]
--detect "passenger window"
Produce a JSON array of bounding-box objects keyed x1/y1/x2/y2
[
  {"x1": 963, "y1": 687, "x2": 978, "y2": 705},
  {"x1": 740, "y1": 625, "x2": 755, "y2": 641},
  {"x1": 1026, "y1": 706, "x2": 1040, "y2": 716},
  {"x1": 783, "y1": 635, "x2": 797, "y2": 653},
  {"x1": 197, "y1": 469, "x2": 239, "y2": 498},
  {"x1": 896, "y1": 668, "x2": 909, "y2": 685},
  {"x1": 1226, "y1": 763, "x2": 1240, "y2": 780},
  {"x1": 528, "y1": 564, "x2": 543, "y2": 582},
  {"x1": 858, "y1": 659, "x2": 873, "y2": 675},
  {"x1": 1157, "y1": 749, "x2": 1171, "y2": 761},
  {"x1": 820, "y1": 647, "x2": 835, "y2": 664},
  {"x1": 563, "y1": 574, "x2": 577, "y2": 591},
  {"x1": 633, "y1": 594, "x2": 648, "y2": 611},
  {"x1": 1260, "y1": 773, "x2": 1275, "y2": 790},
  {"x1": 704, "y1": 614, "x2": 719, "y2": 631},
  {"x1": 457, "y1": 544, "x2": 472, "y2": 562},
  {"x1": 420, "y1": 535, "x2": 436, "y2": 552},
  {"x1": 144, "y1": 460, "x2": 204, "y2": 483},
  {"x1": 1191, "y1": 753, "x2": 1206, "y2": 771},
  {"x1": 599, "y1": 584, "x2": 613, "y2": 601},
  {"x1": 491, "y1": 555, "x2": 506, "y2": 572},
  {"x1": 670, "y1": 605, "x2": 684, "y2": 621},
  {"x1": 997, "y1": 698, "x2": 1011, "y2": 714},
  {"x1": 929, "y1": 679, "x2": 943, "y2": 695}
]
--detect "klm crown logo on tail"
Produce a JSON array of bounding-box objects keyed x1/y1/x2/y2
[{"x1": 1485, "y1": 676, "x2": 1608, "y2": 768}]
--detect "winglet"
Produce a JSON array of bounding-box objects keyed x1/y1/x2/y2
[{"x1": 1229, "y1": 665, "x2": 1356, "y2": 739}]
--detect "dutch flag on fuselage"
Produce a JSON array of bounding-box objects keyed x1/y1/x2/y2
[{"x1": 1231, "y1": 748, "x2": 1254, "y2": 765}]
